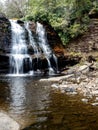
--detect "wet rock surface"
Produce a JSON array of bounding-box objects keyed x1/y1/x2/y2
[{"x1": 0, "y1": 14, "x2": 11, "y2": 52}]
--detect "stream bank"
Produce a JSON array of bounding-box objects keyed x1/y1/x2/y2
[
  {"x1": 40, "y1": 17, "x2": 98, "y2": 106},
  {"x1": 40, "y1": 60, "x2": 98, "y2": 106}
]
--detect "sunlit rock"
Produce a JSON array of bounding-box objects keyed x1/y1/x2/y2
[{"x1": 0, "y1": 112, "x2": 20, "y2": 130}]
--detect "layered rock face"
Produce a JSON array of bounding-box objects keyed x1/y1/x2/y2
[
  {"x1": 0, "y1": 14, "x2": 11, "y2": 52},
  {"x1": 0, "y1": 14, "x2": 11, "y2": 73}
]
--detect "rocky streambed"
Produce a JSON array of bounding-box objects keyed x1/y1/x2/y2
[{"x1": 40, "y1": 60, "x2": 98, "y2": 106}]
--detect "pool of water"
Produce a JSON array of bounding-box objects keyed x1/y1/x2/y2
[{"x1": 0, "y1": 76, "x2": 98, "y2": 130}]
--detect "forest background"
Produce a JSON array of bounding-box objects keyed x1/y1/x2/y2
[{"x1": 0, "y1": 0, "x2": 98, "y2": 45}]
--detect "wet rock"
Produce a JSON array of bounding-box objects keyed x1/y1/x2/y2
[
  {"x1": 51, "y1": 84, "x2": 59, "y2": 89},
  {"x1": 17, "y1": 20, "x2": 24, "y2": 24},
  {"x1": 0, "y1": 14, "x2": 11, "y2": 52},
  {"x1": 44, "y1": 61, "x2": 98, "y2": 100},
  {"x1": 0, "y1": 112, "x2": 20, "y2": 130},
  {"x1": 0, "y1": 54, "x2": 10, "y2": 73},
  {"x1": 92, "y1": 102, "x2": 98, "y2": 106},
  {"x1": 78, "y1": 65, "x2": 89, "y2": 74},
  {"x1": 81, "y1": 98, "x2": 88, "y2": 103},
  {"x1": 95, "y1": 97, "x2": 98, "y2": 101},
  {"x1": 58, "y1": 55, "x2": 81, "y2": 70},
  {"x1": 91, "y1": 90, "x2": 98, "y2": 96},
  {"x1": 27, "y1": 21, "x2": 36, "y2": 33}
]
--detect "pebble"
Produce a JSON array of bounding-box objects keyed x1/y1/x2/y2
[
  {"x1": 81, "y1": 98, "x2": 88, "y2": 103},
  {"x1": 95, "y1": 97, "x2": 98, "y2": 101},
  {"x1": 92, "y1": 102, "x2": 98, "y2": 106},
  {"x1": 51, "y1": 84, "x2": 58, "y2": 88}
]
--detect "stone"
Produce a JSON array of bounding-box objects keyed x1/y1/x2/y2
[
  {"x1": 78, "y1": 65, "x2": 89, "y2": 72},
  {"x1": 91, "y1": 90, "x2": 98, "y2": 96},
  {"x1": 0, "y1": 112, "x2": 20, "y2": 130},
  {"x1": 95, "y1": 97, "x2": 98, "y2": 101},
  {"x1": 81, "y1": 98, "x2": 88, "y2": 103},
  {"x1": 51, "y1": 84, "x2": 59, "y2": 89},
  {"x1": 27, "y1": 21, "x2": 36, "y2": 33},
  {"x1": 17, "y1": 20, "x2": 24, "y2": 24},
  {"x1": 92, "y1": 103, "x2": 98, "y2": 106}
]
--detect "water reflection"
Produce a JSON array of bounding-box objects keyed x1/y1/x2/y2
[
  {"x1": 6, "y1": 77, "x2": 51, "y2": 129},
  {"x1": 9, "y1": 78, "x2": 26, "y2": 113},
  {"x1": 1, "y1": 77, "x2": 98, "y2": 130}
]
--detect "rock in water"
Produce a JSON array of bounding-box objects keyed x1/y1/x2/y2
[{"x1": 0, "y1": 112, "x2": 20, "y2": 130}]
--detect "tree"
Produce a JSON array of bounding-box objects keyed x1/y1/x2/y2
[
  {"x1": 0, "y1": 2, "x2": 5, "y2": 14},
  {"x1": 26, "y1": 0, "x2": 93, "y2": 44},
  {"x1": 3, "y1": 0, "x2": 28, "y2": 18}
]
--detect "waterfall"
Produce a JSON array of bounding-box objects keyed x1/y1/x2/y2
[
  {"x1": 9, "y1": 20, "x2": 32, "y2": 75},
  {"x1": 36, "y1": 22, "x2": 58, "y2": 74},
  {"x1": 25, "y1": 22, "x2": 40, "y2": 56},
  {"x1": 9, "y1": 20, "x2": 58, "y2": 76}
]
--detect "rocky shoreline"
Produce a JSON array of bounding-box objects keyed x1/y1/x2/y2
[{"x1": 40, "y1": 60, "x2": 98, "y2": 106}]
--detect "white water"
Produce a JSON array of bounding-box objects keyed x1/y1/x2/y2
[
  {"x1": 10, "y1": 20, "x2": 32, "y2": 75},
  {"x1": 36, "y1": 22, "x2": 58, "y2": 74},
  {"x1": 9, "y1": 20, "x2": 58, "y2": 76},
  {"x1": 25, "y1": 22, "x2": 40, "y2": 56}
]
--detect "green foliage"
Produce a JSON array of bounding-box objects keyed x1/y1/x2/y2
[
  {"x1": 22, "y1": 15, "x2": 34, "y2": 21},
  {"x1": 0, "y1": 0, "x2": 96, "y2": 45},
  {"x1": 24, "y1": 0, "x2": 96, "y2": 45},
  {"x1": 0, "y1": 0, "x2": 28, "y2": 18},
  {"x1": 69, "y1": 23, "x2": 81, "y2": 38},
  {"x1": 89, "y1": 1, "x2": 98, "y2": 15}
]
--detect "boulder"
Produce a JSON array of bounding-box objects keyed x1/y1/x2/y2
[
  {"x1": 0, "y1": 111, "x2": 20, "y2": 130},
  {"x1": 27, "y1": 21, "x2": 36, "y2": 33},
  {"x1": 17, "y1": 20, "x2": 24, "y2": 24}
]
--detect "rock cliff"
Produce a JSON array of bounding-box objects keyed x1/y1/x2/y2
[
  {"x1": 0, "y1": 14, "x2": 11, "y2": 53},
  {"x1": 0, "y1": 15, "x2": 81, "y2": 74},
  {"x1": 0, "y1": 14, "x2": 11, "y2": 73}
]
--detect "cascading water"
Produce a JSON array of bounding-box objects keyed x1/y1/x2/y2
[
  {"x1": 9, "y1": 20, "x2": 58, "y2": 76},
  {"x1": 25, "y1": 22, "x2": 40, "y2": 56},
  {"x1": 36, "y1": 22, "x2": 58, "y2": 74},
  {"x1": 9, "y1": 20, "x2": 32, "y2": 75}
]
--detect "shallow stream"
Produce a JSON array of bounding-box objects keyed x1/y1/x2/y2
[{"x1": 0, "y1": 76, "x2": 98, "y2": 130}]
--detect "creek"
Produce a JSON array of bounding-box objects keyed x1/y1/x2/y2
[{"x1": 0, "y1": 76, "x2": 98, "y2": 130}]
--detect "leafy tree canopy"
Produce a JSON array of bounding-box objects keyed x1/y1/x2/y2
[
  {"x1": 0, "y1": 0, "x2": 98, "y2": 45},
  {"x1": 25, "y1": 0, "x2": 94, "y2": 44}
]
